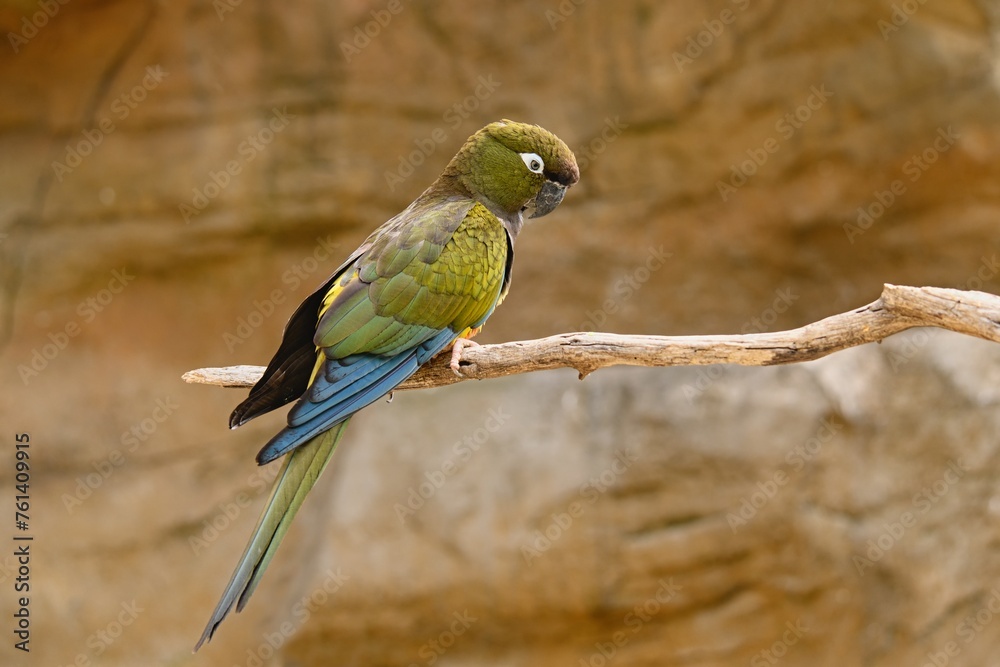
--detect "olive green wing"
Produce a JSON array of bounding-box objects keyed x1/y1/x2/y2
[{"x1": 255, "y1": 197, "x2": 510, "y2": 464}]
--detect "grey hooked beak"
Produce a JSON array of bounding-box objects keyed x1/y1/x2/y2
[{"x1": 525, "y1": 181, "x2": 567, "y2": 219}]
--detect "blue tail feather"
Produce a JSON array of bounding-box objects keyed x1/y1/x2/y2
[
  {"x1": 292, "y1": 352, "x2": 418, "y2": 428},
  {"x1": 255, "y1": 328, "x2": 458, "y2": 465}
]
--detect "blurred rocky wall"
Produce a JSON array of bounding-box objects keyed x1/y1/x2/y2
[{"x1": 1, "y1": 0, "x2": 1000, "y2": 665}]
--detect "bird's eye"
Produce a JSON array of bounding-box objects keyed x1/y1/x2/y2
[{"x1": 520, "y1": 152, "x2": 544, "y2": 174}]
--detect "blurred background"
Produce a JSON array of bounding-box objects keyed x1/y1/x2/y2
[{"x1": 2, "y1": 0, "x2": 1000, "y2": 665}]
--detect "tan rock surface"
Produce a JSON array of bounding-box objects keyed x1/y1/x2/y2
[{"x1": 1, "y1": 0, "x2": 1000, "y2": 665}]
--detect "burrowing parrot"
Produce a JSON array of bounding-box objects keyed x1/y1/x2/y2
[{"x1": 195, "y1": 120, "x2": 578, "y2": 648}]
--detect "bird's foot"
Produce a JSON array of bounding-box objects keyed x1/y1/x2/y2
[{"x1": 450, "y1": 338, "x2": 481, "y2": 377}]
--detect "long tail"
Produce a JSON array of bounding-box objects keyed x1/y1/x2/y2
[{"x1": 194, "y1": 419, "x2": 350, "y2": 650}]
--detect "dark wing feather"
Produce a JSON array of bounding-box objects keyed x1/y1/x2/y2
[{"x1": 229, "y1": 246, "x2": 369, "y2": 428}]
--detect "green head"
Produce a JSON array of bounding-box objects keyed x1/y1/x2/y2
[{"x1": 442, "y1": 120, "x2": 579, "y2": 220}]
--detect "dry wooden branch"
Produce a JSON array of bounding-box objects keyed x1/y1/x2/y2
[{"x1": 182, "y1": 284, "x2": 1000, "y2": 391}]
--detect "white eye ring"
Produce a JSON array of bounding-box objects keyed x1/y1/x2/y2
[{"x1": 520, "y1": 152, "x2": 544, "y2": 174}]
